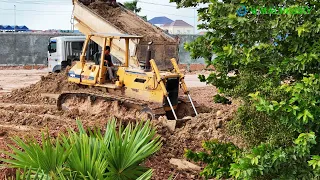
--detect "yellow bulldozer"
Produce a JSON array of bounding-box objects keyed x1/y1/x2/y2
[
  {"x1": 58, "y1": 33, "x2": 199, "y2": 121},
  {"x1": 55, "y1": 0, "x2": 200, "y2": 126}
]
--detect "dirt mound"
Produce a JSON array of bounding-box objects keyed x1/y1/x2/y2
[
  {"x1": 0, "y1": 70, "x2": 79, "y2": 104},
  {"x1": 145, "y1": 102, "x2": 243, "y2": 179},
  {"x1": 61, "y1": 95, "x2": 149, "y2": 121},
  {"x1": 86, "y1": 1, "x2": 173, "y2": 42}
]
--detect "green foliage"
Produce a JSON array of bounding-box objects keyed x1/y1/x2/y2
[
  {"x1": 185, "y1": 140, "x2": 241, "y2": 179},
  {"x1": 2, "y1": 133, "x2": 70, "y2": 176},
  {"x1": 123, "y1": 0, "x2": 147, "y2": 21},
  {"x1": 13, "y1": 167, "x2": 46, "y2": 180},
  {"x1": 1, "y1": 119, "x2": 161, "y2": 180},
  {"x1": 171, "y1": 0, "x2": 320, "y2": 179},
  {"x1": 123, "y1": 0, "x2": 141, "y2": 13},
  {"x1": 230, "y1": 132, "x2": 317, "y2": 179},
  {"x1": 213, "y1": 94, "x2": 231, "y2": 104},
  {"x1": 228, "y1": 102, "x2": 296, "y2": 147},
  {"x1": 249, "y1": 74, "x2": 320, "y2": 133}
]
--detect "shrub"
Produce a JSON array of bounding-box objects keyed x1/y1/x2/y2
[
  {"x1": 185, "y1": 140, "x2": 241, "y2": 179},
  {"x1": 1, "y1": 119, "x2": 162, "y2": 179},
  {"x1": 213, "y1": 94, "x2": 232, "y2": 104},
  {"x1": 170, "y1": 0, "x2": 320, "y2": 179}
]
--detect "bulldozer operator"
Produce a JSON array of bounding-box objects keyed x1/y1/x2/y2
[{"x1": 104, "y1": 46, "x2": 116, "y2": 82}]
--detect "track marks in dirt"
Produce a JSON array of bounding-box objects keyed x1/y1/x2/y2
[
  {"x1": 0, "y1": 101, "x2": 77, "y2": 132},
  {"x1": 0, "y1": 124, "x2": 38, "y2": 132}
]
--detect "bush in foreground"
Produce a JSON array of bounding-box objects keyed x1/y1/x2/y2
[
  {"x1": 171, "y1": 0, "x2": 320, "y2": 179},
  {"x1": 1, "y1": 119, "x2": 162, "y2": 180}
]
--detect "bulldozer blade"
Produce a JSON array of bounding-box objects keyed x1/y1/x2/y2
[
  {"x1": 160, "y1": 116, "x2": 193, "y2": 132},
  {"x1": 160, "y1": 118, "x2": 177, "y2": 132},
  {"x1": 166, "y1": 120, "x2": 176, "y2": 132}
]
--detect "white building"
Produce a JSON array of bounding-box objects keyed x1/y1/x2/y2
[
  {"x1": 160, "y1": 20, "x2": 194, "y2": 34},
  {"x1": 148, "y1": 16, "x2": 174, "y2": 28}
]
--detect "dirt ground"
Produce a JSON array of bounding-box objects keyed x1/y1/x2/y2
[
  {"x1": 0, "y1": 69, "x2": 48, "y2": 95},
  {"x1": 0, "y1": 69, "x2": 239, "y2": 179},
  {"x1": 0, "y1": 69, "x2": 207, "y2": 96}
]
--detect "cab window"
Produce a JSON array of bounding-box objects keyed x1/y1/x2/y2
[
  {"x1": 71, "y1": 41, "x2": 84, "y2": 51},
  {"x1": 48, "y1": 40, "x2": 57, "y2": 53}
]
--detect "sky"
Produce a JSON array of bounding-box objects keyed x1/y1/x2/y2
[{"x1": 0, "y1": 0, "x2": 200, "y2": 32}]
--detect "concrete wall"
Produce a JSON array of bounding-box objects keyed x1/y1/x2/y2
[
  {"x1": 177, "y1": 35, "x2": 205, "y2": 64},
  {"x1": 0, "y1": 32, "x2": 81, "y2": 66},
  {"x1": 0, "y1": 33, "x2": 212, "y2": 71},
  {"x1": 176, "y1": 34, "x2": 216, "y2": 71}
]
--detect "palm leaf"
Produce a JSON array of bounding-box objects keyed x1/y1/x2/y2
[
  {"x1": 63, "y1": 121, "x2": 109, "y2": 179},
  {"x1": 11, "y1": 167, "x2": 46, "y2": 180},
  {"x1": 136, "y1": 169, "x2": 153, "y2": 180},
  {"x1": 103, "y1": 119, "x2": 162, "y2": 179},
  {"x1": 1, "y1": 132, "x2": 70, "y2": 175}
]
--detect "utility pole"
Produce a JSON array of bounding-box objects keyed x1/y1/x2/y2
[
  {"x1": 193, "y1": 7, "x2": 196, "y2": 34},
  {"x1": 14, "y1": 5, "x2": 16, "y2": 32}
]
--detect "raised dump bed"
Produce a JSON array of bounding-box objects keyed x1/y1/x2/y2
[{"x1": 72, "y1": 0, "x2": 179, "y2": 70}]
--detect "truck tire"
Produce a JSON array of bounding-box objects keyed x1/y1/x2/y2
[{"x1": 61, "y1": 61, "x2": 68, "y2": 70}]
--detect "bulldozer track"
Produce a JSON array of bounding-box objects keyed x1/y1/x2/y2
[
  {"x1": 0, "y1": 109, "x2": 73, "y2": 122},
  {"x1": 57, "y1": 91, "x2": 166, "y2": 119},
  {"x1": 56, "y1": 91, "x2": 199, "y2": 120}
]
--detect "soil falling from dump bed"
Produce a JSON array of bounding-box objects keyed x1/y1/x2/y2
[{"x1": 86, "y1": 1, "x2": 174, "y2": 42}]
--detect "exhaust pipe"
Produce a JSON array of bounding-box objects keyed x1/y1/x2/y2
[{"x1": 145, "y1": 41, "x2": 153, "y2": 72}]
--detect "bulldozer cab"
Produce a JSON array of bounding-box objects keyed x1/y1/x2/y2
[
  {"x1": 67, "y1": 33, "x2": 143, "y2": 86},
  {"x1": 89, "y1": 32, "x2": 143, "y2": 66}
]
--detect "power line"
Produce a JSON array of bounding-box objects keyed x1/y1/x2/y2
[
  {"x1": 138, "y1": 0, "x2": 197, "y2": 9},
  {"x1": 0, "y1": 7, "x2": 193, "y2": 18},
  {"x1": 138, "y1": 1, "x2": 177, "y2": 7},
  {"x1": 0, "y1": 7, "x2": 70, "y2": 12},
  {"x1": 0, "y1": 13, "x2": 70, "y2": 15},
  {"x1": 0, "y1": 0, "x2": 70, "y2": 4},
  {"x1": 142, "y1": 9, "x2": 194, "y2": 18},
  {"x1": 0, "y1": 0, "x2": 70, "y2": 5}
]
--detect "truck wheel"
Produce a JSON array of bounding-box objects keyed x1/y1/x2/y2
[
  {"x1": 67, "y1": 59, "x2": 72, "y2": 66},
  {"x1": 61, "y1": 61, "x2": 69, "y2": 71}
]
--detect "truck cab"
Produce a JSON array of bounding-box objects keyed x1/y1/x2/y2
[{"x1": 47, "y1": 36, "x2": 99, "y2": 73}]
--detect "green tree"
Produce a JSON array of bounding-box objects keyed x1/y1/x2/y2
[
  {"x1": 123, "y1": 0, "x2": 147, "y2": 21},
  {"x1": 171, "y1": 0, "x2": 320, "y2": 179}
]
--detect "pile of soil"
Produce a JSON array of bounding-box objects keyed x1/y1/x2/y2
[
  {"x1": 85, "y1": 0, "x2": 174, "y2": 42},
  {"x1": 145, "y1": 98, "x2": 242, "y2": 179},
  {"x1": 1, "y1": 70, "x2": 79, "y2": 104}
]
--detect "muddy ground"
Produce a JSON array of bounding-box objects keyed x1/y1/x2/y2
[{"x1": 0, "y1": 70, "x2": 239, "y2": 179}]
